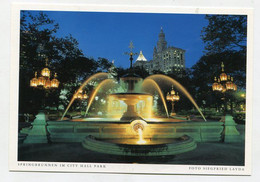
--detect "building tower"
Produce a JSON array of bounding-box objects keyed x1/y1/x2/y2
[
  {"x1": 156, "y1": 27, "x2": 167, "y2": 53},
  {"x1": 134, "y1": 28, "x2": 186, "y2": 74}
]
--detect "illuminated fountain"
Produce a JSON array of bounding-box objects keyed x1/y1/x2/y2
[
  {"x1": 61, "y1": 42, "x2": 206, "y2": 122},
  {"x1": 56, "y1": 42, "x2": 214, "y2": 156},
  {"x1": 82, "y1": 119, "x2": 197, "y2": 156},
  {"x1": 131, "y1": 119, "x2": 147, "y2": 144}
]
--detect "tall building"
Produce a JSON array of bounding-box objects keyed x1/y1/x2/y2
[{"x1": 133, "y1": 28, "x2": 186, "y2": 74}]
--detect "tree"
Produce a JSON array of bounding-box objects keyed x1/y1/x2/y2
[
  {"x1": 191, "y1": 51, "x2": 246, "y2": 114},
  {"x1": 19, "y1": 12, "x2": 102, "y2": 116},
  {"x1": 201, "y1": 15, "x2": 247, "y2": 53},
  {"x1": 166, "y1": 69, "x2": 195, "y2": 112},
  {"x1": 190, "y1": 15, "x2": 247, "y2": 113},
  {"x1": 20, "y1": 12, "x2": 60, "y2": 115},
  {"x1": 96, "y1": 58, "x2": 113, "y2": 72}
]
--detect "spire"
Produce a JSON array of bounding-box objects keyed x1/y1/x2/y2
[
  {"x1": 221, "y1": 62, "x2": 225, "y2": 72},
  {"x1": 160, "y1": 26, "x2": 164, "y2": 33},
  {"x1": 157, "y1": 27, "x2": 167, "y2": 52},
  {"x1": 159, "y1": 27, "x2": 165, "y2": 38},
  {"x1": 124, "y1": 41, "x2": 138, "y2": 69},
  {"x1": 136, "y1": 51, "x2": 147, "y2": 62}
]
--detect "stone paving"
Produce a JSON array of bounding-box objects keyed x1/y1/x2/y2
[{"x1": 18, "y1": 141, "x2": 245, "y2": 166}]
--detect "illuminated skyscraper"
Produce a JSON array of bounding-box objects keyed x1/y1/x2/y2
[{"x1": 134, "y1": 28, "x2": 186, "y2": 74}]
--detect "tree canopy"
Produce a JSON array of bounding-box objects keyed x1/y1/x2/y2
[
  {"x1": 191, "y1": 15, "x2": 247, "y2": 112},
  {"x1": 19, "y1": 12, "x2": 111, "y2": 115},
  {"x1": 201, "y1": 15, "x2": 247, "y2": 54},
  {"x1": 19, "y1": 12, "x2": 246, "y2": 118}
]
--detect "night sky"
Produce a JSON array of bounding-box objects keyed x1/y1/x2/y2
[{"x1": 27, "y1": 11, "x2": 209, "y2": 68}]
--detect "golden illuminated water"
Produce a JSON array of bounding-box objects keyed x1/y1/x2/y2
[
  {"x1": 146, "y1": 74, "x2": 207, "y2": 121},
  {"x1": 137, "y1": 128, "x2": 146, "y2": 144},
  {"x1": 84, "y1": 79, "x2": 116, "y2": 116},
  {"x1": 61, "y1": 73, "x2": 206, "y2": 122},
  {"x1": 108, "y1": 93, "x2": 153, "y2": 119},
  {"x1": 61, "y1": 72, "x2": 108, "y2": 120},
  {"x1": 142, "y1": 79, "x2": 169, "y2": 117}
]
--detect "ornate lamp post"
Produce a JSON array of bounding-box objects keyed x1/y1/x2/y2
[
  {"x1": 166, "y1": 86, "x2": 180, "y2": 116},
  {"x1": 73, "y1": 89, "x2": 88, "y2": 116},
  {"x1": 212, "y1": 62, "x2": 237, "y2": 115},
  {"x1": 30, "y1": 58, "x2": 60, "y2": 89},
  {"x1": 74, "y1": 89, "x2": 88, "y2": 100},
  {"x1": 30, "y1": 57, "x2": 60, "y2": 110}
]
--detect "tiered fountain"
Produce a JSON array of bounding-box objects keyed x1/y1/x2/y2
[
  {"x1": 20, "y1": 44, "x2": 239, "y2": 155},
  {"x1": 56, "y1": 46, "x2": 212, "y2": 156}
]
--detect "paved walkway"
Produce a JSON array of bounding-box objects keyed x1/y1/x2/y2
[{"x1": 18, "y1": 141, "x2": 245, "y2": 166}]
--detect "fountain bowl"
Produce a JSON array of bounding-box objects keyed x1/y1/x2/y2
[{"x1": 82, "y1": 135, "x2": 197, "y2": 157}]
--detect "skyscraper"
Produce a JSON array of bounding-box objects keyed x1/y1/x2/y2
[{"x1": 134, "y1": 28, "x2": 186, "y2": 74}]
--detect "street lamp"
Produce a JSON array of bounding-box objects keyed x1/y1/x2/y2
[
  {"x1": 240, "y1": 92, "x2": 246, "y2": 112},
  {"x1": 74, "y1": 89, "x2": 88, "y2": 100},
  {"x1": 212, "y1": 62, "x2": 237, "y2": 114},
  {"x1": 30, "y1": 58, "x2": 60, "y2": 89},
  {"x1": 30, "y1": 57, "x2": 60, "y2": 111},
  {"x1": 166, "y1": 86, "x2": 180, "y2": 116}
]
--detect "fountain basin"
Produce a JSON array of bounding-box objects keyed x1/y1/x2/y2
[
  {"x1": 108, "y1": 93, "x2": 153, "y2": 120},
  {"x1": 82, "y1": 135, "x2": 197, "y2": 156},
  {"x1": 46, "y1": 120, "x2": 223, "y2": 143}
]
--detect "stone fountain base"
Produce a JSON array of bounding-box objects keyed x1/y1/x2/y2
[
  {"x1": 45, "y1": 120, "x2": 224, "y2": 143},
  {"x1": 82, "y1": 135, "x2": 197, "y2": 156}
]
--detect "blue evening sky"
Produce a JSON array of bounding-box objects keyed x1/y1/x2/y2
[{"x1": 27, "y1": 11, "x2": 208, "y2": 68}]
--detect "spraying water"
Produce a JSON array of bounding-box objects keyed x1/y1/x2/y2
[
  {"x1": 147, "y1": 74, "x2": 207, "y2": 121},
  {"x1": 84, "y1": 79, "x2": 116, "y2": 117},
  {"x1": 137, "y1": 128, "x2": 146, "y2": 144},
  {"x1": 142, "y1": 79, "x2": 169, "y2": 117},
  {"x1": 61, "y1": 72, "x2": 108, "y2": 120}
]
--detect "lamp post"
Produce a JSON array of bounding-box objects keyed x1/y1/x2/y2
[
  {"x1": 73, "y1": 89, "x2": 88, "y2": 100},
  {"x1": 240, "y1": 93, "x2": 246, "y2": 112},
  {"x1": 73, "y1": 89, "x2": 88, "y2": 116},
  {"x1": 212, "y1": 62, "x2": 241, "y2": 143},
  {"x1": 30, "y1": 57, "x2": 60, "y2": 109},
  {"x1": 30, "y1": 58, "x2": 60, "y2": 89},
  {"x1": 166, "y1": 86, "x2": 180, "y2": 116},
  {"x1": 212, "y1": 62, "x2": 237, "y2": 115}
]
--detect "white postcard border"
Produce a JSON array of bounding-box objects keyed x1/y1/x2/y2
[{"x1": 9, "y1": 3, "x2": 254, "y2": 175}]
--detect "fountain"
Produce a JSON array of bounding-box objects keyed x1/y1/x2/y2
[
  {"x1": 20, "y1": 43, "x2": 240, "y2": 160},
  {"x1": 82, "y1": 119, "x2": 197, "y2": 156},
  {"x1": 61, "y1": 63, "x2": 206, "y2": 123},
  {"x1": 56, "y1": 44, "x2": 211, "y2": 157}
]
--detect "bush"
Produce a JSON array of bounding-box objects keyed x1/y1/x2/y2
[{"x1": 233, "y1": 113, "x2": 245, "y2": 124}]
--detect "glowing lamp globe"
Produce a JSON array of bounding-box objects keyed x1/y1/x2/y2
[
  {"x1": 171, "y1": 89, "x2": 175, "y2": 95},
  {"x1": 217, "y1": 84, "x2": 223, "y2": 91},
  {"x1": 220, "y1": 72, "x2": 228, "y2": 81},
  {"x1": 83, "y1": 92, "x2": 88, "y2": 99},
  {"x1": 166, "y1": 93, "x2": 171, "y2": 101},
  {"x1": 233, "y1": 83, "x2": 237, "y2": 91},
  {"x1": 175, "y1": 94, "x2": 180, "y2": 101},
  {"x1": 37, "y1": 76, "x2": 46, "y2": 86},
  {"x1": 173, "y1": 95, "x2": 180, "y2": 101},
  {"x1": 77, "y1": 93, "x2": 83, "y2": 99},
  {"x1": 51, "y1": 78, "x2": 59, "y2": 88},
  {"x1": 30, "y1": 78, "x2": 38, "y2": 87},
  {"x1": 44, "y1": 78, "x2": 51, "y2": 89},
  {"x1": 41, "y1": 67, "x2": 51, "y2": 77},
  {"x1": 73, "y1": 93, "x2": 77, "y2": 99},
  {"x1": 30, "y1": 72, "x2": 38, "y2": 87},
  {"x1": 212, "y1": 82, "x2": 219, "y2": 91},
  {"x1": 225, "y1": 81, "x2": 233, "y2": 90}
]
